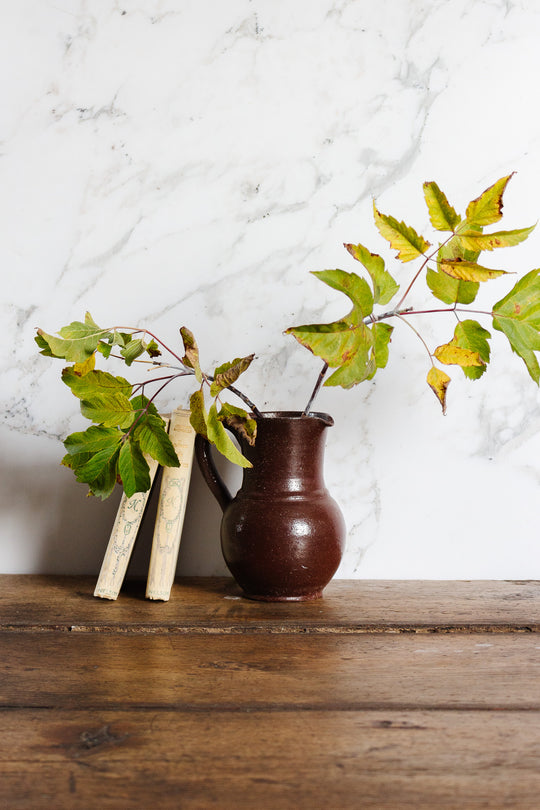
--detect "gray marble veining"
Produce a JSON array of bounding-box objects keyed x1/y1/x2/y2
[{"x1": 2, "y1": 0, "x2": 540, "y2": 576}]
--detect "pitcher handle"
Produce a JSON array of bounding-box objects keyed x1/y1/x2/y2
[{"x1": 194, "y1": 434, "x2": 233, "y2": 513}]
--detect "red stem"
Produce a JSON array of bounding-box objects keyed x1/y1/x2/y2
[{"x1": 112, "y1": 328, "x2": 263, "y2": 417}]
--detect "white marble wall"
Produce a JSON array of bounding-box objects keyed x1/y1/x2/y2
[{"x1": 3, "y1": 0, "x2": 540, "y2": 578}]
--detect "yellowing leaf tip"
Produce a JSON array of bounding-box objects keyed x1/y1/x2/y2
[{"x1": 427, "y1": 366, "x2": 451, "y2": 415}]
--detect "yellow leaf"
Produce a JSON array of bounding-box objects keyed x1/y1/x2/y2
[
  {"x1": 73, "y1": 352, "x2": 96, "y2": 376},
  {"x1": 440, "y1": 259, "x2": 508, "y2": 282},
  {"x1": 455, "y1": 224, "x2": 536, "y2": 252},
  {"x1": 427, "y1": 366, "x2": 451, "y2": 414},
  {"x1": 434, "y1": 343, "x2": 484, "y2": 367},
  {"x1": 373, "y1": 202, "x2": 431, "y2": 262},
  {"x1": 423, "y1": 181, "x2": 461, "y2": 232},
  {"x1": 465, "y1": 174, "x2": 514, "y2": 227}
]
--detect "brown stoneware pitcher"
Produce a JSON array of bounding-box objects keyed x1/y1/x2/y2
[{"x1": 195, "y1": 411, "x2": 346, "y2": 601}]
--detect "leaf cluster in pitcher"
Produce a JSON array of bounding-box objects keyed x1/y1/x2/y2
[
  {"x1": 36, "y1": 173, "x2": 540, "y2": 498},
  {"x1": 180, "y1": 327, "x2": 257, "y2": 469},
  {"x1": 36, "y1": 317, "x2": 257, "y2": 497},
  {"x1": 286, "y1": 173, "x2": 537, "y2": 413}
]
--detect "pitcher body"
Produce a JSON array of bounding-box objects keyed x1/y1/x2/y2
[{"x1": 196, "y1": 412, "x2": 345, "y2": 601}]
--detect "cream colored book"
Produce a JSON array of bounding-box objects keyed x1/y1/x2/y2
[
  {"x1": 146, "y1": 408, "x2": 196, "y2": 601},
  {"x1": 93, "y1": 454, "x2": 161, "y2": 600}
]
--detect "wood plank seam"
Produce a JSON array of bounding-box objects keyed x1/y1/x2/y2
[{"x1": 2, "y1": 624, "x2": 540, "y2": 635}]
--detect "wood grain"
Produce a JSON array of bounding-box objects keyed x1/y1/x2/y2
[
  {"x1": 2, "y1": 576, "x2": 540, "y2": 809},
  {"x1": 1, "y1": 576, "x2": 539, "y2": 632},
  {"x1": 2, "y1": 632, "x2": 540, "y2": 711},
  {"x1": 1, "y1": 709, "x2": 540, "y2": 809}
]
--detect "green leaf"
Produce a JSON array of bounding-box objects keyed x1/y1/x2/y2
[
  {"x1": 440, "y1": 259, "x2": 509, "y2": 283},
  {"x1": 368, "y1": 322, "x2": 394, "y2": 376},
  {"x1": 455, "y1": 224, "x2": 535, "y2": 252},
  {"x1": 189, "y1": 390, "x2": 209, "y2": 439},
  {"x1": 52, "y1": 313, "x2": 111, "y2": 362},
  {"x1": 71, "y1": 439, "x2": 122, "y2": 500},
  {"x1": 96, "y1": 340, "x2": 113, "y2": 359},
  {"x1": 313, "y1": 269, "x2": 374, "y2": 319},
  {"x1": 57, "y1": 313, "x2": 97, "y2": 340},
  {"x1": 118, "y1": 439, "x2": 151, "y2": 497},
  {"x1": 117, "y1": 334, "x2": 161, "y2": 365},
  {"x1": 287, "y1": 318, "x2": 366, "y2": 368},
  {"x1": 465, "y1": 174, "x2": 513, "y2": 227},
  {"x1": 423, "y1": 181, "x2": 461, "y2": 232},
  {"x1": 453, "y1": 320, "x2": 491, "y2": 380},
  {"x1": 72, "y1": 444, "x2": 121, "y2": 483},
  {"x1": 80, "y1": 393, "x2": 135, "y2": 428},
  {"x1": 36, "y1": 313, "x2": 111, "y2": 363},
  {"x1": 456, "y1": 320, "x2": 491, "y2": 357},
  {"x1": 189, "y1": 392, "x2": 252, "y2": 467},
  {"x1": 426, "y1": 228, "x2": 482, "y2": 305},
  {"x1": 35, "y1": 332, "x2": 56, "y2": 357},
  {"x1": 62, "y1": 426, "x2": 123, "y2": 493},
  {"x1": 180, "y1": 327, "x2": 202, "y2": 382},
  {"x1": 63, "y1": 425, "x2": 124, "y2": 456},
  {"x1": 120, "y1": 338, "x2": 147, "y2": 366},
  {"x1": 433, "y1": 318, "x2": 491, "y2": 382},
  {"x1": 130, "y1": 394, "x2": 161, "y2": 417},
  {"x1": 61, "y1": 450, "x2": 92, "y2": 471},
  {"x1": 493, "y1": 268, "x2": 540, "y2": 329},
  {"x1": 36, "y1": 324, "x2": 106, "y2": 364},
  {"x1": 133, "y1": 414, "x2": 180, "y2": 468},
  {"x1": 344, "y1": 243, "x2": 399, "y2": 305},
  {"x1": 206, "y1": 403, "x2": 252, "y2": 468},
  {"x1": 62, "y1": 426, "x2": 125, "y2": 494},
  {"x1": 210, "y1": 355, "x2": 254, "y2": 397},
  {"x1": 146, "y1": 339, "x2": 161, "y2": 358},
  {"x1": 426, "y1": 267, "x2": 480, "y2": 306},
  {"x1": 325, "y1": 342, "x2": 376, "y2": 388},
  {"x1": 492, "y1": 316, "x2": 540, "y2": 383},
  {"x1": 286, "y1": 269, "x2": 376, "y2": 388},
  {"x1": 218, "y1": 402, "x2": 257, "y2": 446},
  {"x1": 492, "y1": 270, "x2": 540, "y2": 382},
  {"x1": 62, "y1": 367, "x2": 132, "y2": 400},
  {"x1": 427, "y1": 366, "x2": 451, "y2": 414},
  {"x1": 373, "y1": 202, "x2": 431, "y2": 262},
  {"x1": 81, "y1": 311, "x2": 102, "y2": 330}
]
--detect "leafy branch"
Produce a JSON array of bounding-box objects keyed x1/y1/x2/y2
[
  {"x1": 37, "y1": 173, "x2": 540, "y2": 499},
  {"x1": 36, "y1": 318, "x2": 258, "y2": 498},
  {"x1": 288, "y1": 173, "x2": 538, "y2": 414}
]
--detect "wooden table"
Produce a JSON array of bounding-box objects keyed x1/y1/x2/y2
[{"x1": 1, "y1": 576, "x2": 540, "y2": 808}]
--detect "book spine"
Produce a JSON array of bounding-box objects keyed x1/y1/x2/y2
[
  {"x1": 93, "y1": 456, "x2": 161, "y2": 600},
  {"x1": 145, "y1": 408, "x2": 196, "y2": 601}
]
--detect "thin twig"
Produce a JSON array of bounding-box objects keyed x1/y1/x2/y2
[
  {"x1": 402, "y1": 306, "x2": 493, "y2": 318},
  {"x1": 111, "y1": 334, "x2": 263, "y2": 417},
  {"x1": 368, "y1": 306, "x2": 413, "y2": 324},
  {"x1": 125, "y1": 327, "x2": 185, "y2": 365},
  {"x1": 303, "y1": 362, "x2": 329, "y2": 416},
  {"x1": 131, "y1": 373, "x2": 191, "y2": 393},
  {"x1": 222, "y1": 382, "x2": 263, "y2": 418},
  {"x1": 123, "y1": 373, "x2": 187, "y2": 441},
  {"x1": 394, "y1": 313, "x2": 434, "y2": 365}
]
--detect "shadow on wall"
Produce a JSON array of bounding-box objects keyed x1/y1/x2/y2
[
  {"x1": 0, "y1": 451, "x2": 121, "y2": 573},
  {"x1": 0, "y1": 435, "x2": 230, "y2": 577}
]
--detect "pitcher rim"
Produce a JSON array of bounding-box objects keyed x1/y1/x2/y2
[{"x1": 251, "y1": 411, "x2": 334, "y2": 427}]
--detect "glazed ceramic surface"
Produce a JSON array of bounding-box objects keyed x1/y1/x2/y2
[{"x1": 196, "y1": 412, "x2": 346, "y2": 600}]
